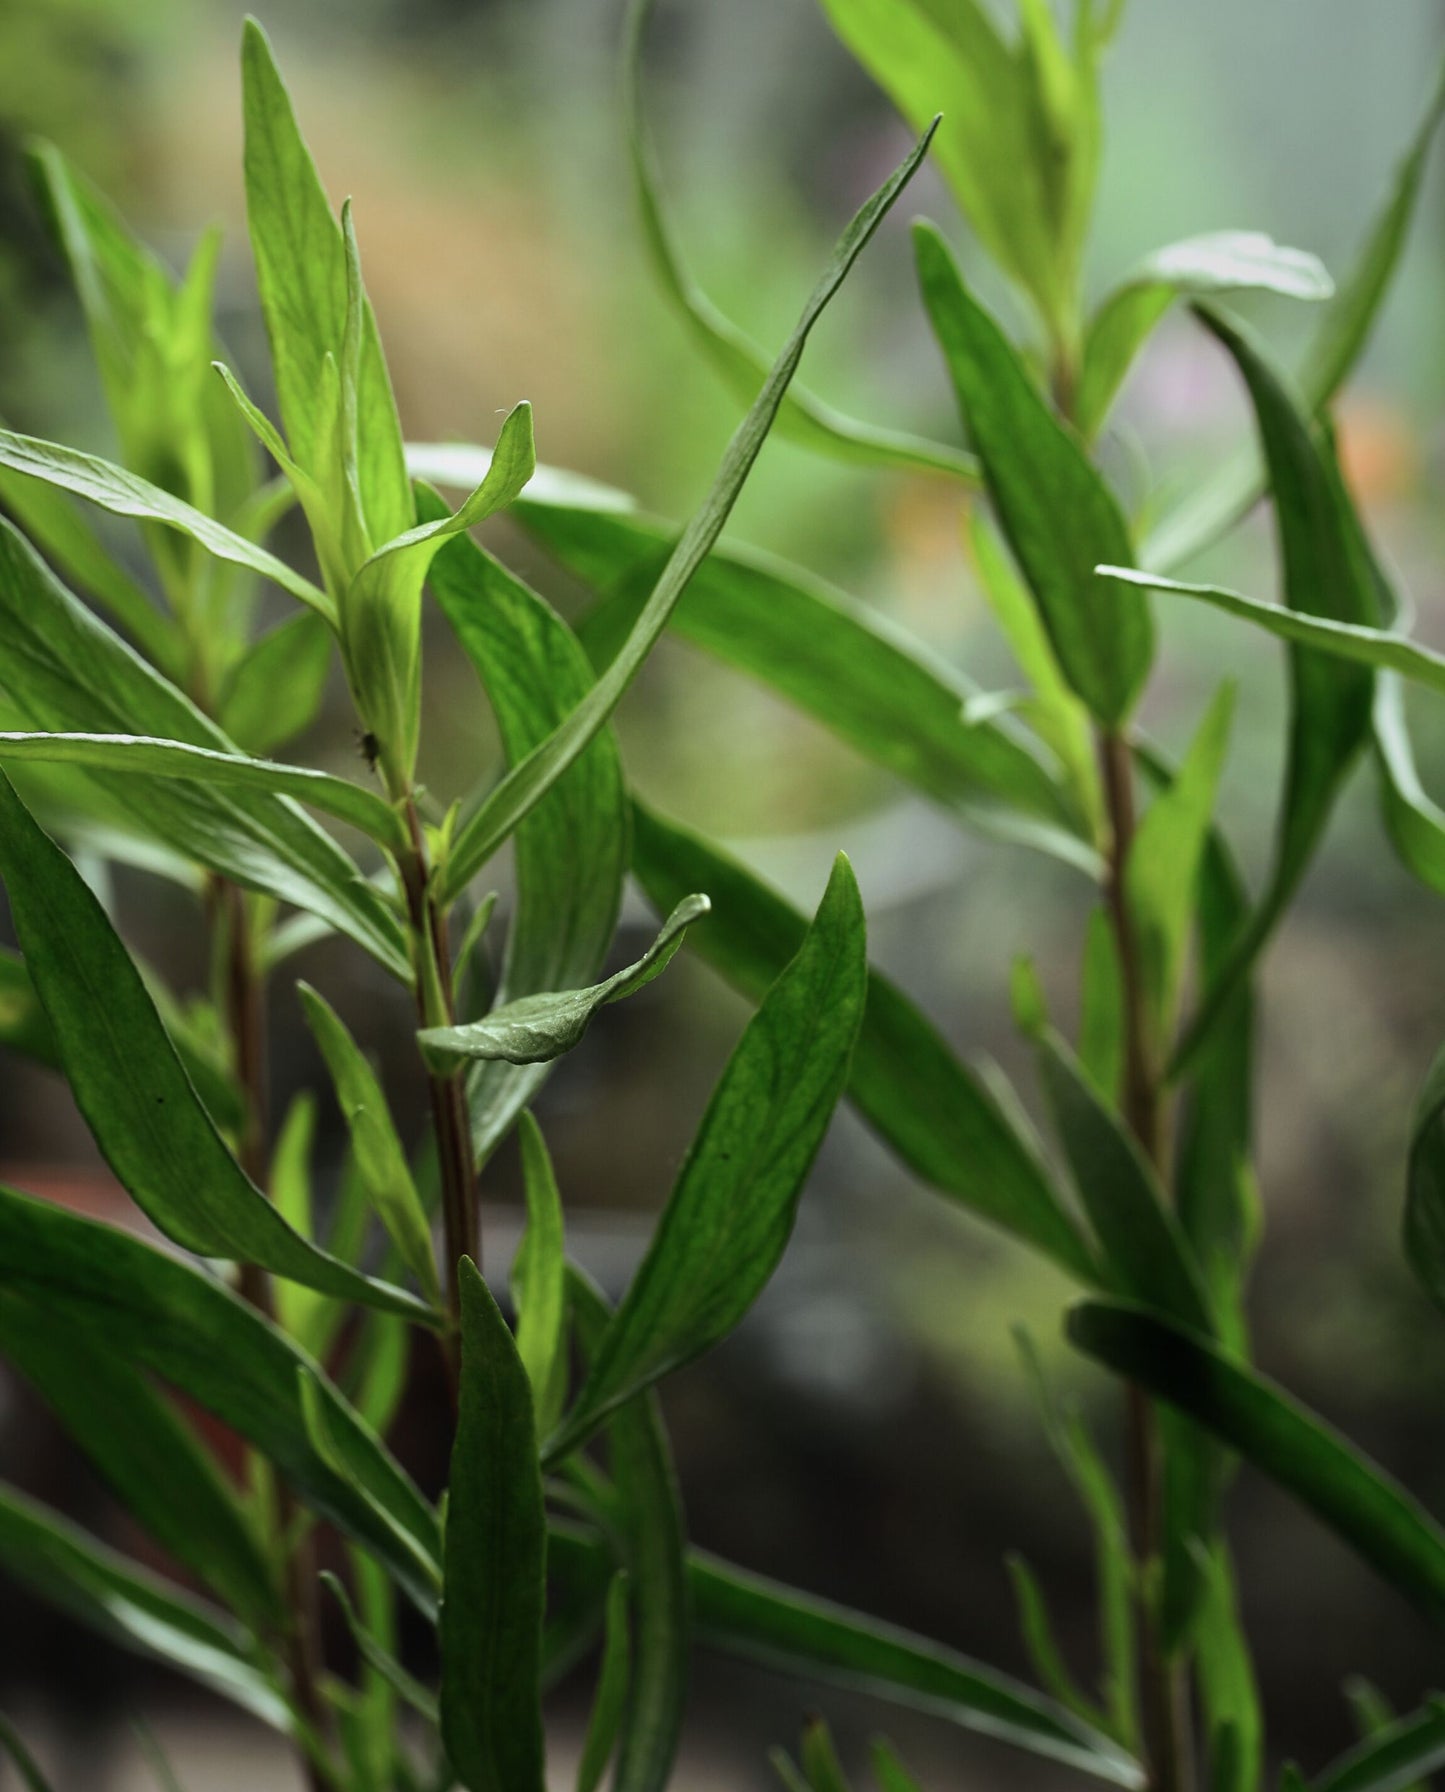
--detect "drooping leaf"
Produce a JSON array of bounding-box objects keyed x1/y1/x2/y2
[
  {"x1": 1077, "y1": 232, "x2": 1331, "y2": 441},
  {"x1": 546, "y1": 853, "x2": 867, "y2": 1457},
  {"x1": 0, "y1": 1183, "x2": 441, "y2": 1607},
  {"x1": 511, "y1": 1113, "x2": 568, "y2": 1436},
  {"x1": 914, "y1": 222, "x2": 1152, "y2": 724},
  {"x1": 218, "y1": 610, "x2": 333, "y2": 755},
  {"x1": 624, "y1": 0, "x2": 978, "y2": 484},
  {"x1": 629, "y1": 800, "x2": 1097, "y2": 1281},
  {"x1": 1068, "y1": 1300, "x2": 1445, "y2": 1629},
  {"x1": 437, "y1": 123, "x2": 938, "y2": 903},
  {"x1": 515, "y1": 498, "x2": 1096, "y2": 872},
  {"x1": 423, "y1": 512, "x2": 628, "y2": 1165},
  {"x1": 575, "y1": 1573, "x2": 632, "y2": 1792},
  {"x1": 439, "y1": 1259, "x2": 547, "y2": 1792},
  {"x1": 0, "y1": 773, "x2": 433, "y2": 1322},
  {"x1": 419, "y1": 895, "x2": 707, "y2": 1070},
  {"x1": 298, "y1": 982, "x2": 442, "y2": 1306},
  {"x1": 1315, "y1": 1700, "x2": 1445, "y2": 1792}
]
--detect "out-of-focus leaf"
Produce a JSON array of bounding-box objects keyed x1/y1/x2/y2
[
  {"x1": 0, "y1": 773, "x2": 434, "y2": 1323},
  {"x1": 625, "y1": 0, "x2": 977, "y2": 484},
  {"x1": 1142, "y1": 61, "x2": 1445, "y2": 571},
  {"x1": 800, "y1": 1718, "x2": 852, "y2": 1792},
  {"x1": 511, "y1": 1113, "x2": 568, "y2": 1436},
  {"x1": 1068, "y1": 1300, "x2": 1445, "y2": 1629},
  {"x1": 914, "y1": 223, "x2": 1151, "y2": 724},
  {"x1": 439, "y1": 1259, "x2": 546, "y2": 1792},
  {"x1": 1077, "y1": 909, "x2": 1123, "y2": 1101},
  {"x1": 0, "y1": 1183, "x2": 441, "y2": 1608},
  {"x1": 1077, "y1": 233, "x2": 1331, "y2": 441},
  {"x1": 1374, "y1": 674, "x2": 1445, "y2": 896},
  {"x1": 870, "y1": 1740, "x2": 926, "y2": 1792},
  {"x1": 575, "y1": 1572, "x2": 632, "y2": 1792},
  {"x1": 1317, "y1": 1700, "x2": 1445, "y2": 1792},
  {"x1": 1402, "y1": 1044, "x2": 1445, "y2": 1321},
  {"x1": 571, "y1": 1271, "x2": 689, "y2": 1792},
  {"x1": 0, "y1": 732, "x2": 406, "y2": 851},
  {"x1": 630, "y1": 800, "x2": 1096, "y2": 1281},
  {"x1": 424, "y1": 513, "x2": 628, "y2": 1166},
  {"x1": 0, "y1": 1716, "x2": 54, "y2": 1792},
  {"x1": 437, "y1": 123, "x2": 937, "y2": 903},
  {"x1": 546, "y1": 854, "x2": 866, "y2": 1457},
  {"x1": 323, "y1": 1567, "x2": 438, "y2": 1725},
  {"x1": 218, "y1": 611, "x2": 333, "y2": 755},
  {"x1": 0, "y1": 1481, "x2": 285, "y2": 1725},
  {"x1": 419, "y1": 895, "x2": 706, "y2": 1070},
  {"x1": 516, "y1": 499, "x2": 1095, "y2": 872},
  {"x1": 1193, "y1": 1546, "x2": 1261, "y2": 1792},
  {"x1": 0, "y1": 519, "x2": 409, "y2": 977},
  {"x1": 1007, "y1": 1555, "x2": 1102, "y2": 1730},
  {"x1": 298, "y1": 983, "x2": 442, "y2": 1306}
]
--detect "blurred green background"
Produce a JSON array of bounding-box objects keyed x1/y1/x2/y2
[{"x1": 0, "y1": 0, "x2": 1443, "y2": 1784}]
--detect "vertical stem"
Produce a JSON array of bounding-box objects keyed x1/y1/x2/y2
[{"x1": 1096, "y1": 729, "x2": 1191, "y2": 1792}]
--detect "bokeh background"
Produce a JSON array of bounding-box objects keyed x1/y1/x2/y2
[{"x1": 1, "y1": 0, "x2": 1444, "y2": 1785}]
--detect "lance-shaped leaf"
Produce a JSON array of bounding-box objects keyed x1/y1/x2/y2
[
  {"x1": 571, "y1": 1271, "x2": 690, "y2": 1792},
  {"x1": 419, "y1": 895, "x2": 707, "y2": 1071},
  {"x1": 0, "y1": 1293, "x2": 278, "y2": 1632},
  {"x1": 0, "y1": 519, "x2": 408, "y2": 977},
  {"x1": 218, "y1": 610, "x2": 333, "y2": 756},
  {"x1": 423, "y1": 513, "x2": 628, "y2": 1166},
  {"x1": 575, "y1": 1572, "x2": 632, "y2": 1792},
  {"x1": 1193, "y1": 1546, "x2": 1261, "y2": 1792},
  {"x1": 1315, "y1": 1701, "x2": 1445, "y2": 1792},
  {"x1": 512, "y1": 1113, "x2": 568, "y2": 1435},
  {"x1": 0, "y1": 732, "x2": 407, "y2": 852},
  {"x1": 914, "y1": 222, "x2": 1152, "y2": 724},
  {"x1": 630, "y1": 800, "x2": 1097, "y2": 1282},
  {"x1": 0, "y1": 1481, "x2": 285, "y2": 1726},
  {"x1": 1143, "y1": 59, "x2": 1445, "y2": 571},
  {"x1": 0, "y1": 1719, "x2": 54, "y2": 1792},
  {"x1": 1068, "y1": 1300, "x2": 1445, "y2": 1630},
  {"x1": 437, "y1": 123, "x2": 937, "y2": 903},
  {"x1": 1076, "y1": 232, "x2": 1332, "y2": 441},
  {"x1": 0, "y1": 773, "x2": 434, "y2": 1321},
  {"x1": 625, "y1": 0, "x2": 977, "y2": 484},
  {"x1": 241, "y1": 17, "x2": 412, "y2": 549},
  {"x1": 0, "y1": 429, "x2": 330, "y2": 617},
  {"x1": 298, "y1": 983, "x2": 443, "y2": 1306},
  {"x1": 546, "y1": 855, "x2": 867, "y2": 1458},
  {"x1": 440, "y1": 1260, "x2": 547, "y2": 1792},
  {"x1": 515, "y1": 498, "x2": 1096, "y2": 873},
  {"x1": 0, "y1": 1182, "x2": 441, "y2": 1607}
]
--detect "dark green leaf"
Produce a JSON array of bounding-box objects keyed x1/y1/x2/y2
[
  {"x1": 630, "y1": 798, "x2": 1097, "y2": 1281},
  {"x1": 0, "y1": 772, "x2": 433, "y2": 1322},
  {"x1": 418, "y1": 895, "x2": 706, "y2": 1070},
  {"x1": 437, "y1": 123, "x2": 937, "y2": 902},
  {"x1": 1007, "y1": 1554, "x2": 1102, "y2": 1729},
  {"x1": 546, "y1": 853, "x2": 867, "y2": 1457},
  {"x1": 440, "y1": 1259, "x2": 546, "y2": 1792},
  {"x1": 0, "y1": 1716, "x2": 54, "y2": 1792},
  {"x1": 1067, "y1": 1300, "x2": 1445, "y2": 1629},
  {"x1": 1403, "y1": 1043, "x2": 1445, "y2": 1320},
  {"x1": 1316, "y1": 1700, "x2": 1445, "y2": 1792},
  {"x1": 575, "y1": 1573, "x2": 632, "y2": 1792},
  {"x1": 914, "y1": 222, "x2": 1151, "y2": 724},
  {"x1": 322, "y1": 1568, "x2": 438, "y2": 1725}
]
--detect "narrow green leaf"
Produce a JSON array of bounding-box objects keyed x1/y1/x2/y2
[
  {"x1": 512, "y1": 1112, "x2": 568, "y2": 1436},
  {"x1": 625, "y1": 0, "x2": 978, "y2": 484},
  {"x1": 321, "y1": 1569, "x2": 438, "y2": 1725},
  {"x1": 419, "y1": 895, "x2": 707, "y2": 1070},
  {"x1": 0, "y1": 772, "x2": 433, "y2": 1322},
  {"x1": 0, "y1": 1481, "x2": 284, "y2": 1726},
  {"x1": 1374, "y1": 673, "x2": 1445, "y2": 898},
  {"x1": 298, "y1": 982, "x2": 443, "y2": 1306},
  {"x1": 0, "y1": 1182, "x2": 441, "y2": 1608},
  {"x1": 440, "y1": 1259, "x2": 547, "y2": 1792},
  {"x1": 0, "y1": 1717, "x2": 54, "y2": 1792},
  {"x1": 575, "y1": 1573, "x2": 632, "y2": 1792},
  {"x1": 547, "y1": 854, "x2": 867, "y2": 1457},
  {"x1": 438, "y1": 123, "x2": 937, "y2": 903},
  {"x1": 1077, "y1": 232, "x2": 1332, "y2": 441},
  {"x1": 1007, "y1": 1554, "x2": 1103, "y2": 1729},
  {"x1": 1077, "y1": 908, "x2": 1123, "y2": 1101},
  {"x1": 218, "y1": 610, "x2": 333, "y2": 755},
  {"x1": 423, "y1": 514, "x2": 628, "y2": 1166},
  {"x1": 914, "y1": 222, "x2": 1152, "y2": 724},
  {"x1": 0, "y1": 732, "x2": 406, "y2": 852},
  {"x1": 870, "y1": 1740, "x2": 926, "y2": 1792},
  {"x1": 1067, "y1": 1300, "x2": 1445, "y2": 1629},
  {"x1": 1193, "y1": 1547, "x2": 1261, "y2": 1792},
  {"x1": 516, "y1": 498, "x2": 1096, "y2": 872},
  {"x1": 630, "y1": 800, "x2": 1097, "y2": 1281},
  {"x1": 800, "y1": 1718, "x2": 853, "y2": 1792},
  {"x1": 1317, "y1": 1700, "x2": 1445, "y2": 1792}
]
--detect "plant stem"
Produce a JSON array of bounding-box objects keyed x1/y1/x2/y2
[{"x1": 1096, "y1": 729, "x2": 1191, "y2": 1792}]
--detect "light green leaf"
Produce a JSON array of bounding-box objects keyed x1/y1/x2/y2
[
  {"x1": 1077, "y1": 908, "x2": 1123, "y2": 1102},
  {"x1": 512, "y1": 1112, "x2": 568, "y2": 1436},
  {"x1": 437, "y1": 122, "x2": 937, "y2": 903},
  {"x1": 630, "y1": 799, "x2": 1098, "y2": 1281},
  {"x1": 419, "y1": 895, "x2": 707, "y2": 1070},
  {"x1": 440, "y1": 1259, "x2": 547, "y2": 1792},
  {"x1": 575, "y1": 1573, "x2": 632, "y2": 1792},
  {"x1": 1007, "y1": 1555, "x2": 1103, "y2": 1731},
  {"x1": 870, "y1": 1740, "x2": 926, "y2": 1792},
  {"x1": 1193, "y1": 1547, "x2": 1261, "y2": 1792},
  {"x1": 1077, "y1": 232, "x2": 1332, "y2": 441},
  {"x1": 914, "y1": 222, "x2": 1152, "y2": 724},
  {"x1": 218, "y1": 610, "x2": 333, "y2": 755},
  {"x1": 800, "y1": 1719, "x2": 852, "y2": 1792},
  {"x1": 298, "y1": 983, "x2": 443, "y2": 1307},
  {"x1": 1068, "y1": 1300, "x2": 1445, "y2": 1630},
  {"x1": 625, "y1": 0, "x2": 977, "y2": 484},
  {"x1": 546, "y1": 855, "x2": 866, "y2": 1458}
]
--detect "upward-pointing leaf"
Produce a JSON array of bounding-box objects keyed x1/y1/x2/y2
[
  {"x1": 437, "y1": 123, "x2": 938, "y2": 903},
  {"x1": 546, "y1": 853, "x2": 867, "y2": 1458},
  {"x1": 511, "y1": 1114, "x2": 568, "y2": 1436},
  {"x1": 913, "y1": 222, "x2": 1152, "y2": 724},
  {"x1": 0, "y1": 772, "x2": 434, "y2": 1324}
]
